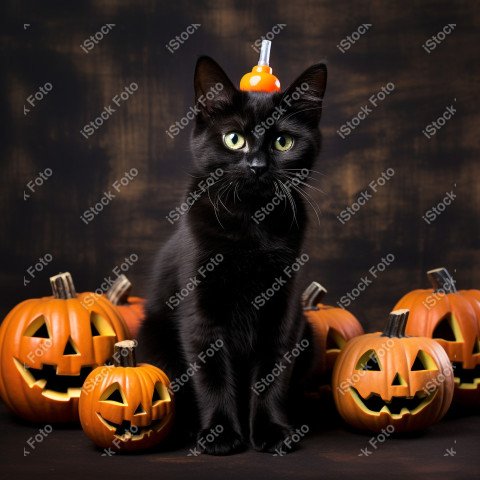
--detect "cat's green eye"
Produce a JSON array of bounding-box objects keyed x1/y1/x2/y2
[
  {"x1": 223, "y1": 132, "x2": 246, "y2": 150},
  {"x1": 273, "y1": 134, "x2": 294, "y2": 152}
]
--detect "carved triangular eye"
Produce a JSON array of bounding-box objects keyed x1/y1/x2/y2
[
  {"x1": 24, "y1": 315, "x2": 50, "y2": 338},
  {"x1": 433, "y1": 314, "x2": 463, "y2": 342},
  {"x1": 91, "y1": 321, "x2": 101, "y2": 336},
  {"x1": 412, "y1": 350, "x2": 437, "y2": 371},
  {"x1": 152, "y1": 382, "x2": 170, "y2": 405},
  {"x1": 355, "y1": 350, "x2": 381, "y2": 371},
  {"x1": 100, "y1": 382, "x2": 127, "y2": 405},
  {"x1": 90, "y1": 312, "x2": 115, "y2": 337},
  {"x1": 326, "y1": 329, "x2": 346, "y2": 350}
]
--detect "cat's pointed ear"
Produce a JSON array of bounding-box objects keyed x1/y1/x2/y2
[
  {"x1": 283, "y1": 63, "x2": 327, "y2": 121},
  {"x1": 194, "y1": 56, "x2": 236, "y2": 115}
]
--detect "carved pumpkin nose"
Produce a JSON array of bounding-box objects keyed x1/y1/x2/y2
[
  {"x1": 63, "y1": 336, "x2": 79, "y2": 356},
  {"x1": 134, "y1": 403, "x2": 146, "y2": 415},
  {"x1": 391, "y1": 372, "x2": 407, "y2": 386}
]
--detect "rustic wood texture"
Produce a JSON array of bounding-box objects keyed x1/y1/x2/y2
[{"x1": 1, "y1": 0, "x2": 479, "y2": 332}]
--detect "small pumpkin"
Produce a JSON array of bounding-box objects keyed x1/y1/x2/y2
[
  {"x1": 79, "y1": 340, "x2": 174, "y2": 452},
  {"x1": 394, "y1": 268, "x2": 480, "y2": 406},
  {"x1": 240, "y1": 65, "x2": 280, "y2": 92},
  {"x1": 333, "y1": 309, "x2": 454, "y2": 433},
  {"x1": 106, "y1": 275, "x2": 145, "y2": 338},
  {"x1": 239, "y1": 41, "x2": 281, "y2": 93},
  {"x1": 0, "y1": 272, "x2": 130, "y2": 422},
  {"x1": 302, "y1": 282, "x2": 364, "y2": 390}
]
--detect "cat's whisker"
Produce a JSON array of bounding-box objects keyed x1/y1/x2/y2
[
  {"x1": 217, "y1": 182, "x2": 234, "y2": 214},
  {"x1": 207, "y1": 184, "x2": 225, "y2": 229},
  {"x1": 282, "y1": 168, "x2": 326, "y2": 177},
  {"x1": 277, "y1": 179, "x2": 298, "y2": 228},
  {"x1": 279, "y1": 171, "x2": 325, "y2": 185},
  {"x1": 217, "y1": 178, "x2": 233, "y2": 196},
  {"x1": 233, "y1": 181, "x2": 242, "y2": 203},
  {"x1": 296, "y1": 181, "x2": 326, "y2": 195},
  {"x1": 278, "y1": 170, "x2": 322, "y2": 218},
  {"x1": 274, "y1": 180, "x2": 289, "y2": 215},
  {"x1": 281, "y1": 173, "x2": 326, "y2": 212},
  {"x1": 273, "y1": 180, "x2": 281, "y2": 196},
  {"x1": 290, "y1": 184, "x2": 321, "y2": 225},
  {"x1": 215, "y1": 188, "x2": 229, "y2": 214},
  {"x1": 213, "y1": 181, "x2": 229, "y2": 212},
  {"x1": 278, "y1": 173, "x2": 326, "y2": 195}
]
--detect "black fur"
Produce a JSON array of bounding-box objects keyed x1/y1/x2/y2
[{"x1": 137, "y1": 56, "x2": 327, "y2": 455}]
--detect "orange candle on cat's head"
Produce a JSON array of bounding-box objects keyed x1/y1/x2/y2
[{"x1": 240, "y1": 40, "x2": 281, "y2": 93}]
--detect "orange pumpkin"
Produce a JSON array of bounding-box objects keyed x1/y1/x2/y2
[
  {"x1": 303, "y1": 282, "x2": 364, "y2": 389},
  {"x1": 333, "y1": 309, "x2": 454, "y2": 433},
  {"x1": 79, "y1": 340, "x2": 174, "y2": 452},
  {"x1": 0, "y1": 272, "x2": 130, "y2": 422},
  {"x1": 394, "y1": 267, "x2": 480, "y2": 406},
  {"x1": 106, "y1": 275, "x2": 145, "y2": 338}
]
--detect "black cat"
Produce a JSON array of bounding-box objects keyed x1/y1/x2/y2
[{"x1": 137, "y1": 56, "x2": 327, "y2": 455}]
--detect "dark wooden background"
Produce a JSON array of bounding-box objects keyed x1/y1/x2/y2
[{"x1": 1, "y1": 0, "x2": 479, "y2": 331}]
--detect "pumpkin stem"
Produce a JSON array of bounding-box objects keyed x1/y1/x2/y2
[
  {"x1": 106, "y1": 275, "x2": 132, "y2": 305},
  {"x1": 50, "y1": 272, "x2": 77, "y2": 299},
  {"x1": 113, "y1": 340, "x2": 137, "y2": 367},
  {"x1": 427, "y1": 267, "x2": 457, "y2": 294},
  {"x1": 302, "y1": 282, "x2": 327, "y2": 310},
  {"x1": 381, "y1": 309, "x2": 409, "y2": 338}
]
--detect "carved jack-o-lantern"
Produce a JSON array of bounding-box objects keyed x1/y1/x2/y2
[
  {"x1": 79, "y1": 341, "x2": 174, "y2": 451},
  {"x1": 394, "y1": 268, "x2": 480, "y2": 406},
  {"x1": 106, "y1": 275, "x2": 145, "y2": 338},
  {"x1": 333, "y1": 310, "x2": 454, "y2": 432},
  {"x1": 0, "y1": 273, "x2": 130, "y2": 422},
  {"x1": 303, "y1": 282, "x2": 364, "y2": 389}
]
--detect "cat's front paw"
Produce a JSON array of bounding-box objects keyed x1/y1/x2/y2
[
  {"x1": 251, "y1": 422, "x2": 296, "y2": 454},
  {"x1": 197, "y1": 425, "x2": 245, "y2": 456}
]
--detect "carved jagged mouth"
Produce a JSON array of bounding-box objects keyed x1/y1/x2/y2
[
  {"x1": 96, "y1": 413, "x2": 165, "y2": 441},
  {"x1": 452, "y1": 362, "x2": 480, "y2": 389},
  {"x1": 14, "y1": 358, "x2": 93, "y2": 400},
  {"x1": 350, "y1": 387, "x2": 435, "y2": 417}
]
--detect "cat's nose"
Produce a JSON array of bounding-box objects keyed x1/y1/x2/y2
[
  {"x1": 249, "y1": 158, "x2": 268, "y2": 177},
  {"x1": 250, "y1": 165, "x2": 268, "y2": 176}
]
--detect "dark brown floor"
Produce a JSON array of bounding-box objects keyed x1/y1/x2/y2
[{"x1": 1, "y1": 399, "x2": 478, "y2": 480}]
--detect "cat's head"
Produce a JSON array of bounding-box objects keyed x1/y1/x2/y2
[{"x1": 191, "y1": 56, "x2": 327, "y2": 197}]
